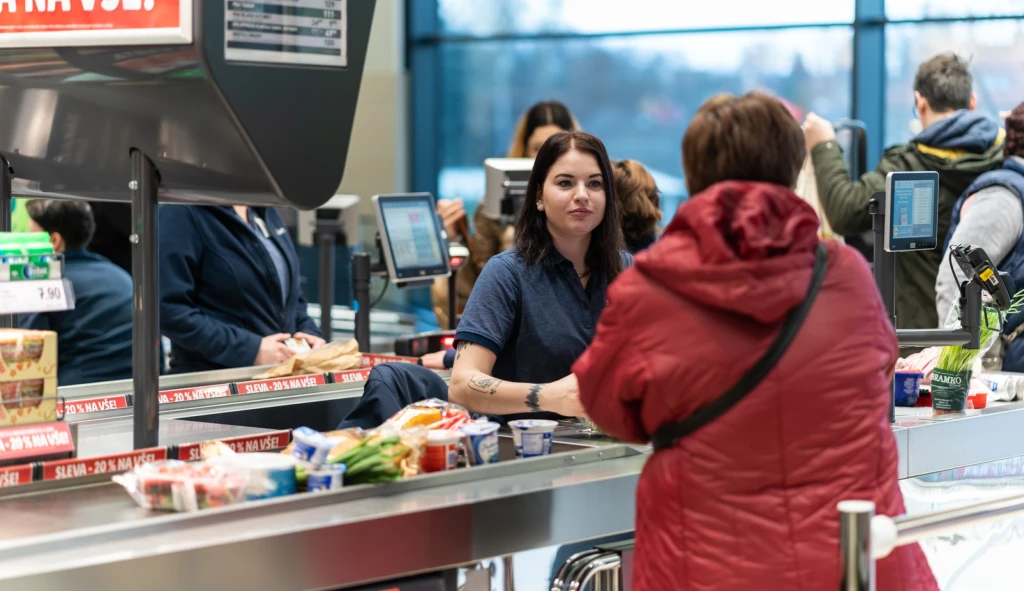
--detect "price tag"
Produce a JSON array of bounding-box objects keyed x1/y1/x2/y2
[
  {"x1": 58, "y1": 395, "x2": 129, "y2": 415},
  {"x1": 0, "y1": 278, "x2": 75, "y2": 314},
  {"x1": 234, "y1": 374, "x2": 326, "y2": 395},
  {"x1": 333, "y1": 368, "x2": 372, "y2": 384},
  {"x1": 177, "y1": 430, "x2": 291, "y2": 461},
  {"x1": 42, "y1": 447, "x2": 167, "y2": 481},
  {"x1": 0, "y1": 464, "x2": 33, "y2": 488},
  {"x1": 0, "y1": 422, "x2": 75, "y2": 463},
  {"x1": 360, "y1": 354, "x2": 418, "y2": 368},
  {"x1": 158, "y1": 384, "x2": 232, "y2": 405}
]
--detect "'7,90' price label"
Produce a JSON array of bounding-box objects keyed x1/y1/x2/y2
[{"x1": 0, "y1": 279, "x2": 71, "y2": 314}]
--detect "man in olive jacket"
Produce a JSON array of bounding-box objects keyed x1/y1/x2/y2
[{"x1": 803, "y1": 54, "x2": 1004, "y2": 330}]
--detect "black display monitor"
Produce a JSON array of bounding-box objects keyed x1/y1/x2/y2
[
  {"x1": 884, "y1": 171, "x2": 939, "y2": 252},
  {"x1": 372, "y1": 193, "x2": 451, "y2": 283}
]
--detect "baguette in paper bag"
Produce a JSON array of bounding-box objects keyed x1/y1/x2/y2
[{"x1": 254, "y1": 339, "x2": 362, "y2": 379}]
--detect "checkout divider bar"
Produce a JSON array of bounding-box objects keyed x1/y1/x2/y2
[{"x1": 0, "y1": 429, "x2": 293, "y2": 490}]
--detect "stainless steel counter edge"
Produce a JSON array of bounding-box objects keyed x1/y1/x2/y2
[{"x1": 0, "y1": 446, "x2": 645, "y2": 590}]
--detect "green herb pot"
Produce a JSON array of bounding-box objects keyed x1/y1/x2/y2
[{"x1": 932, "y1": 368, "x2": 971, "y2": 413}]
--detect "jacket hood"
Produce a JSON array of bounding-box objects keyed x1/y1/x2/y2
[
  {"x1": 635, "y1": 181, "x2": 820, "y2": 324},
  {"x1": 913, "y1": 110, "x2": 1001, "y2": 154}
]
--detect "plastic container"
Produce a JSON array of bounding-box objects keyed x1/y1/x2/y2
[
  {"x1": 894, "y1": 371, "x2": 924, "y2": 407},
  {"x1": 307, "y1": 464, "x2": 346, "y2": 492},
  {"x1": 508, "y1": 419, "x2": 557, "y2": 458},
  {"x1": 968, "y1": 392, "x2": 988, "y2": 410},
  {"x1": 420, "y1": 429, "x2": 463, "y2": 473},
  {"x1": 207, "y1": 453, "x2": 297, "y2": 500},
  {"x1": 462, "y1": 421, "x2": 500, "y2": 465},
  {"x1": 290, "y1": 427, "x2": 338, "y2": 468},
  {"x1": 112, "y1": 460, "x2": 249, "y2": 512}
]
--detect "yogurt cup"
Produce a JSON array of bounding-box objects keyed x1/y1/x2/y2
[
  {"x1": 421, "y1": 429, "x2": 463, "y2": 473},
  {"x1": 208, "y1": 453, "x2": 298, "y2": 500},
  {"x1": 461, "y1": 421, "x2": 500, "y2": 465},
  {"x1": 307, "y1": 464, "x2": 346, "y2": 492},
  {"x1": 508, "y1": 419, "x2": 557, "y2": 458}
]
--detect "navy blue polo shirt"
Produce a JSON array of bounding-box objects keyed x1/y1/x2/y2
[{"x1": 455, "y1": 247, "x2": 633, "y2": 417}]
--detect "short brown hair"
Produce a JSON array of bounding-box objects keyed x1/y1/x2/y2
[
  {"x1": 613, "y1": 159, "x2": 662, "y2": 246},
  {"x1": 682, "y1": 92, "x2": 805, "y2": 196},
  {"x1": 915, "y1": 53, "x2": 972, "y2": 113},
  {"x1": 25, "y1": 199, "x2": 95, "y2": 249},
  {"x1": 1004, "y1": 101, "x2": 1024, "y2": 159}
]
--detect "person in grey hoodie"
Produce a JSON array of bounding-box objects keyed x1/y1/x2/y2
[
  {"x1": 802, "y1": 53, "x2": 1004, "y2": 331},
  {"x1": 938, "y1": 102, "x2": 1024, "y2": 370}
]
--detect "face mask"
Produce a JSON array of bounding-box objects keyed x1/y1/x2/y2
[{"x1": 909, "y1": 118, "x2": 924, "y2": 136}]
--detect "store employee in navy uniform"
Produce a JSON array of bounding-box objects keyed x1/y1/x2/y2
[
  {"x1": 450, "y1": 131, "x2": 633, "y2": 420},
  {"x1": 159, "y1": 204, "x2": 325, "y2": 374}
]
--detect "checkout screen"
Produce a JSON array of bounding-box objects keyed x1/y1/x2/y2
[
  {"x1": 891, "y1": 179, "x2": 935, "y2": 239},
  {"x1": 381, "y1": 201, "x2": 444, "y2": 270}
]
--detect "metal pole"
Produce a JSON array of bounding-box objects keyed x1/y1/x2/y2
[
  {"x1": 317, "y1": 227, "x2": 335, "y2": 343},
  {"x1": 130, "y1": 150, "x2": 160, "y2": 450},
  {"x1": 894, "y1": 491, "x2": 1024, "y2": 547},
  {"x1": 870, "y1": 194, "x2": 896, "y2": 423},
  {"x1": 352, "y1": 252, "x2": 371, "y2": 352},
  {"x1": 0, "y1": 155, "x2": 13, "y2": 329},
  {"x1": 839, "y1": 500, "x2": 875, "y2": 591},
  {"x1": 447, "y1": 270, "x2": 459, "y2": 331}
]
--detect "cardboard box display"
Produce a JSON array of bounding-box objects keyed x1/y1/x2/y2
[
  {"x1": 0, "y1": 330, "x2": 57, "y2": 382},
  {"x1": 0, "y1": 377, "x2": 58, "y2": 427}
]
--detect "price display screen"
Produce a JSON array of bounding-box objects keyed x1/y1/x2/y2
[
  {"x1": 885, "y1": 171, "x2": 939, "y2": 252},
  {"x1": 373, "y1": 194, "x2": 450, "y2": 282}
]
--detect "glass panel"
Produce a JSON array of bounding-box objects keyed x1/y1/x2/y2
[
  {"x1": 887, "y1": 0, "x2": 1024, "y2": 20},
  {"x1": 885, "y1": 20, "x2": 1024, "y2": 148},
  {"x1": 437, "y1": 27, "x2": 853, "y2": 221},
  {"x1": 437, "y1": 0, "x2": 854, "y2": 36}
]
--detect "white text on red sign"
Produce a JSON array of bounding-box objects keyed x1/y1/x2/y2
[
  {"x1": 46, "y1": 449, "x2": 165, "y2": 480},
  {"x1": 0, "y1": 428, "x2": 71, "y2": 453},
  {"x1": 61, "y1": 395, "x2": 127, "y2": 415},
  {"x1": 0, "y1": 465, "x2": 31, "y2": 488},
  {"x1": 237, "y1": 375, "x2": 324, "y2": 395},
  {"x1": 335, "y1": 369, "x2": 371, "y2": 383},
  {"x1": 178, "y1": 431, "x2": 290, "y2": 461},
  {"x1": 158, "y1": 385, "x2": 231, "y2": 404},
  {"x1": 0, "y1": 0, "x2": 156, "y2": 14}
]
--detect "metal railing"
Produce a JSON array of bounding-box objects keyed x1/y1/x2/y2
[
  {"x1": 551, "y1": 549, "x2": 623, "y2": 591},
  {"x1": 839, "y1": 493, "x2": 1024, "y2": 590}
]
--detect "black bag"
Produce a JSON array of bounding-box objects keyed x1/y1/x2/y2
[{"x1": 650, "y1": 243, "x2": 830, "y2": 452}]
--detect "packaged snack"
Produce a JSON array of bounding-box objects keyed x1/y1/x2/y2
[
  {"x1": 382, "y1": 399, "x2": 471, "y2": 432},
  {"x1": 254, "y1": 339, "x2": 361, "y2": 378},
  {"x1": 112, "y1": 460, "x2": 249, "y2": 512},
  {"x1": 208, "y1": 453, "x2": 297, "y2": 500}
]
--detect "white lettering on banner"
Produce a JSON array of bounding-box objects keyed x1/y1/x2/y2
[
  {"x1": 0, "y1": 470, "x2": 21, "y2": 487},
  {"x1": 64, "y1": 398, "x2": 121, "y2": 414},
  {"x1": 0, "y1": 0, "x2": 15, "y2": 13},
  {"x1": 159, "y1": 386, "x2": 230, "y2": 404},
  {"x1": 238, "y1": 375, "x2": 322, "y2": 394},
  {"x1": 0, "y1": 0, "x2": 155, "y2": 13},
  {"x1": 54, "y1": 463, "x2": 87, "y2": 479},
  {"x1": 226, "y1": 433, "x2": 287, "y2": 453},
  {"x1": 47, "y1": 0, "x2": 69, "y2": 11}
]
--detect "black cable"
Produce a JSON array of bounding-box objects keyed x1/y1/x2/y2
[{"x1": 369, "y1": 276, "x2": 390, "y2": 309}]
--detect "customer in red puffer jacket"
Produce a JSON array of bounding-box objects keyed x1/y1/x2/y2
[{"x1": 573, "y1": 92, "x2": 937, "y2": 591}]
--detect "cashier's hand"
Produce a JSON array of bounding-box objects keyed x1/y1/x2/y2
[
  {"x1": 255, "y1": 334, "x2": 295, "y2": 366},
  {"x1": 436, "y1": 199, "x2": 466, "y2": 238},
  {"x1": 294, "y1": 332, "x2": 327, "y2": 350},
  {"x1": 546, "y1": 374, "x2": 588, "y2": 419},
  {"x1": 420, "y1": 350, "x2": 448, "y2": 370},
  {"x1": 802, "y1": 113, "x2": 836, "y2": 153}
]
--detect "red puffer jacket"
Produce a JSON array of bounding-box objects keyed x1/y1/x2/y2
[{"x1": 574, "y1": 181, "x2": 937, "y2": 591}]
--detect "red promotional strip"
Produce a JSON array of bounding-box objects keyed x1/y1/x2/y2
[
  {"x1": 360, "y1": 354, "x2": 418, "y2": 368},
  {"x1": 159, "y1": 384, "x2": 232, "y2": 405},
  {"x1": 58, "y1": 395, "x2": 129, "y2": 415},
  {"x1": 333, "y1": 368, "x2": 372, "y2": 384},
  {"x1": 0, "y1": 0, "x2": 181, "y2": 33},
  {"x1": 43, "y1": 447, "x2": 167, "y2": 481},
  {"x1": 0, "y1": 464, "x2": 33, "y2": 488},
  {"x1": 0, "y1": 422, "x2": 74, "y2": 463},
  {"x1": 234, "y1": 374, "x2": 326, "y2": 395},
  {"x1": 177, "y1": 430, "x2": 291, "y2": 461}
]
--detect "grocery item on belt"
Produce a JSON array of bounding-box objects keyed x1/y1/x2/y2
[
  {"x1": 0, "y1": 330, "x2": 58, "y2": 427},
  {"x1": 894, "y1": 371, "x2": 923, "y2": 407},
  {"x1": 307, "y1": 464, "x2": 346, "y2": 492},
  {"x1": 208, "y1": 453, "x2": 298, "y2": 500},
  {"x1": 381, "y1": 398, "x2": 470, "y2": 432},
  {"x1": 112, "y1": 460, "x2": 249, "y2": 512},
  {"x1": 281, "y1": 428, "x2": 364, "y2": 464},
  {"x1": 462, "y1": 421, "x2": 500, "y2": 465},
  {"x1": 508, "y1": 419, "x2": 557, "y2": 458},
  {"x1": 290, "y1": 427, "x2": 340, "y2": 468},
  {"x1": 253, "y1": 338, "x2": 361, "y2": 379},
  {"x1": 420, "y1": 429, "x2": 462, "y2": 473},
  {"x1": 979, "y1": 371, "x2": 1024, "y2": 402}
]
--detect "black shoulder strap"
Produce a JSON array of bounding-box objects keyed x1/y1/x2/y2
[{"x1": 650, "y1": 243, "x2": 830, "y2": 452}]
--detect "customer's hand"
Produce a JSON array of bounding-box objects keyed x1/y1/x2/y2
[
  {"x1": 420, "y1": 350, "x2": 447, "y2": 369},
  {"x1": 546, "y1": 374, "x2": 588, "y2": 418},
  {"x1": 254, "y1": 334, "x2": 295, "y2": 366},
  {"x1": 294, "y1": 332, "x2": 326, "y2": 350},
  {"x1": 436, "y1": 199, "x2": 466, "y2": 238},
  {"x1": 802, "y1": 113, "x2": 836, "y2": 153}
]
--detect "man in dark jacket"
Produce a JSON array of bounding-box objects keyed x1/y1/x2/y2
[
  {"x1": 802, "y1": 53, "x2": 1004, "y2": 330},
  {"x1": 21, "y1": 200, "x2": 134, "y2": 386}
]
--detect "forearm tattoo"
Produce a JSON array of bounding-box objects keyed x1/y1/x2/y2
[
  {"x1": 469, "y1": 374, "x2": 502, "y2": 395},
  {"x1": 526, "y1": 384, "x2": 543, "y2": 413}
]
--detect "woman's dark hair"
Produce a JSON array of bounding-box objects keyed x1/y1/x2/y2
[
  {"x1": 25, "y1": 199, "x2": 96, "y2": 249},
  {"x1": 613, "y1": 159, "x2": 662, "y2": 247},
  {"x1": 682, "y1": 91, "x2": 805, "y2": 196},
  {"x1": 1004, "y1": 101, "x2": 1024, "y2": 159},
  {"x1": 515, "y1": 131, "x2": 625, "y2": 280},
  {"x1": 508, "y1": 100, "x2": 578, "y2": 158}
]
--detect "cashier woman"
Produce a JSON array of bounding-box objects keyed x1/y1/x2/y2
[
  {"x1": 159, "y1": 205, "x2": 325, "y2": 374},
  {"x1": 449, "y1": 131, "x2": 632, "y2": 418}
]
